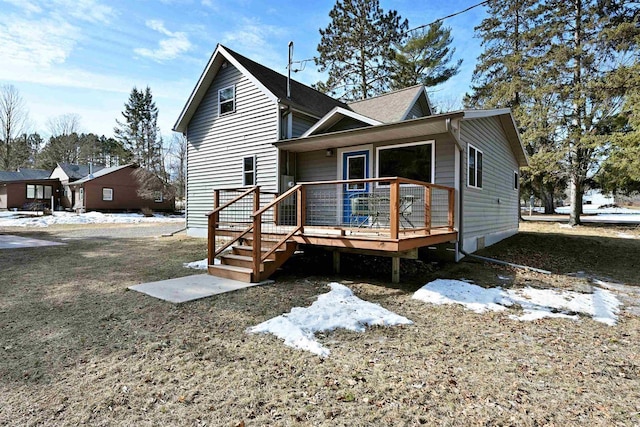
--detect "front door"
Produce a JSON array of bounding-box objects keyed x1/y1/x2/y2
[{"x1": 342, "y1": 150, "x2": 370, "y2": 225}]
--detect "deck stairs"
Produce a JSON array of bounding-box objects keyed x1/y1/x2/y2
[{"x1": 207, "y1": 235, "x2": 297, "y2": 282}]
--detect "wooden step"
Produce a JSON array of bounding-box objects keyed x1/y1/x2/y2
[
  {"x1": 208, "y1": 264, "x2": 253, "y2": 282},
  {"x1": 240, "y1": 236, "x2": 282, "y2": 248},
  {"x1": 220, "y1": 254, "x2": 274, "y2": 271},
  {"x1": 233, "y1": 245, "x2": 283, "y2": 259}
]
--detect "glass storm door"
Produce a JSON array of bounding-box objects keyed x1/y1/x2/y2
[{"x1": 342, "y1": 150, "x2": 369, "y2": 225}]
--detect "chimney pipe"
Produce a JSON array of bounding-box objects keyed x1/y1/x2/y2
[{"x1": 287, "y1": 41, "x2": 293, "y2": 99}]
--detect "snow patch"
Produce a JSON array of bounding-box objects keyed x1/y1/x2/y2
[
  {"x1": 413, "y1": 279, "x2": 621, "y2": 326},
  {"x1": 247, "y1": 283, "x2": 412, "y2": 357},
  {"x1": 183, "y1": 258, "x2": 219, "y2": 269},
  {"x1": 0, "y1": 211, "x2": 184, "y2": 227}
]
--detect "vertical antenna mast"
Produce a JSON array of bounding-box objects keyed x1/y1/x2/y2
[{"x1": 287, "y1": 41, "x2": 293, "y2": 99}]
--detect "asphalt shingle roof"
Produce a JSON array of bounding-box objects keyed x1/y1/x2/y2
[
  {"x1": 223, "y1": 45, "x2": 348, "y2": 118},
  {"x1": 59, "y1": 163, "x2": 105, "y2": 181},
  {"x1": 0, "y1": 169, "x2": 51, "y2": 182},
  {"x1": 348, "y1": 85, "x2": 426, "y2": 123}
]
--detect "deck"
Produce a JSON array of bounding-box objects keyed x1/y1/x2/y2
[{"x1": 207, "y1": 177, "x2": 458, "y2": 282}]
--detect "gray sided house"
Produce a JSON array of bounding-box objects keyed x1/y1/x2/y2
[{"x1": 174, "y1": 44, "x2": 528, "y2": 282}]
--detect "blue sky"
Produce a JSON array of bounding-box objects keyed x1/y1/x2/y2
[{"x1": 0, "y1": 0, "x2": 487, "y2": 140}]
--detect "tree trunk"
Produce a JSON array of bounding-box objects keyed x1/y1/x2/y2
[{"x1": 569, "y1": 177, "x2": 583, "y2": 226}]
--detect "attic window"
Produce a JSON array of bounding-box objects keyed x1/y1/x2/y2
[{"x1": 218, "y1": 85, "x2": 235, "y2": 116}]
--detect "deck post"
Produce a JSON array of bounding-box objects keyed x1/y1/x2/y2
[
  {"x1": 448, "y1": 188, "x2": 455, "y2": 231},
  {"x1": 333, "y1": 250, "x2": 340, "y2": 274},
  {"x1": 424, "y1": 186, "x2": 432, "y2": 234},
  {"x1": 297, "y1": 186, "x2": 306, "y2": 233},
  {"x1": 252, "y1": 188, "x2": 261, "y2": 281},
  {"x1": 391, "y1": 257, "x2": 400, "y2": 283},
  {"x1": 208, "y1": 190, "x2": 220, "y2": 266},
  {"x1": 390, "y1": 179, "x2": 399, "y2": 239}
]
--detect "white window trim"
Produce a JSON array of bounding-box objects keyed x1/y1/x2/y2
[
  {"x1": 467, "y1": 144, "x2": 483, "y2": 189},
  {"x1": 242, "y1": 155, "x2": 256, "y2": 186},
  {"x1": 102, "y1": 187, "x2": 113, "y2": 201},
  {"x1": 218, "y1": 85, "x2": 235, "y2": 116},
  {"x1": 154, "y1": 191, "x2": 163, "y2": 203},
  {"x1": 375, "y1": 140, "x2": 436, "y2": 186}
]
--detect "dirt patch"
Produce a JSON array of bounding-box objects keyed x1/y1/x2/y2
[{"x1": 1, "y1": 222, "x2": 639, "y2": 426}]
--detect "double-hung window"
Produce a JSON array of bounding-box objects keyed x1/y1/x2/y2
[
  {"x1": 243, "y1": 155, "x2": 256, "y2": 186},
  {"x1": 102, "y1": 188, "x2": 113, "y2": 201},
  {"x1": 468, "y1": 144, "x2": 483, "y2": 189},
  {"x1": 218, "y1": 85, "x2": 235, "y2": 116}
]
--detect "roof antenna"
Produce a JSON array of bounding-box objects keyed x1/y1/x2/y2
[{"x1": 287, "y1": 41, "x2": 293, "y2": 99}]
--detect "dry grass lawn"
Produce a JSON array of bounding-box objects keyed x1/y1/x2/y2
[{"x1": 1, "y1": 221, "x2": 639, "y2": 426}]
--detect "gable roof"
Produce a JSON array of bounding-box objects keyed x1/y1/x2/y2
[
  {"x1": 301, "y1": 107, "x2": 382, "y2": 137},
  {"x1": 348, "y1": 85, "x2": 432, "y2": 123},
  {"x1": 275, "y1": 109, "x2": 528, "y2": 167},
  {"x1": 70, "y1": 164, "x2": 133, "y2": 185},
  {"x1": 0, "y1": 169, "x2": 51, "y2": 182},
  {"x1": 173, "y1": 44, "x2": 347, "y2": 133},
  {"x1": 57, "y1": 163, "x2": 105, "y2": 181}
]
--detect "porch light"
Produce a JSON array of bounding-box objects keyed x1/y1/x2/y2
[{"x1": 326, "y1": 148, "x2": 334, "y2": 157}]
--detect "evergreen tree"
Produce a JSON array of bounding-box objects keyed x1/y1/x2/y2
[
  {"x1": 539, "y1": 0, "x2": 635, "y2": 225},
  {"x1": 315, "y1": 0, "x2": 408, "y2": 100},
  {"x1": 391, "y1": 22, "x2": 462, "y2": 90},
  {"x1": 114, "y1": 86, "x2": 163, "y2": 174}
]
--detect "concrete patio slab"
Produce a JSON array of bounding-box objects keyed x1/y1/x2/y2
[
  {"x1": 0, "y1": 235, "x2": 65, "y2": 249},
  {"x1": 129, "y1": 274, "x2": 274, "y2": 303}
]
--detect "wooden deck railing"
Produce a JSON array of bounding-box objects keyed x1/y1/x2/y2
[{"x1": 207, "y1": 178, "x2": 455, "y2": 279}]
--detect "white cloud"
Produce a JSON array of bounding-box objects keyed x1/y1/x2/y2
[
  {"x1": 1, "y1": 0, "x2": 43, "y2": 14},
  {"x1": 53, "y1": 0, "x2": 114, "y2": 24},
  {"x1": 0, "y1": 16, "x2": 79, "y2": 68},
  {"x1": 134, "y1": 20, "x2": 192, "y2": 62},
  {"x1": 222, "y1": 18, "x2": 287, "y2": 71}
]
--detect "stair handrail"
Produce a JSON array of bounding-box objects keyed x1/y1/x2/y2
[
  {"x1": 206, "y1": 186, "x2": 258, "y2": 216},
  {"x1": 207, "y1": 186, "x2": 259, "y2": 266},
  {"x1": 251, "y1": 184, "x2": 303, "y2": 276}
]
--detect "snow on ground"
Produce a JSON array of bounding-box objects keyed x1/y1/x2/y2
[
  {"x1": 413, "y1": 279, "x2": 621, "y2": 326},
  {"x1": 0, "y1": 211, "x2": 184, "y2": 227},
  {"x1": 183, "y1": 258, "x2": 219, "y2": 269},
  {"x1": 247, "y1": 283, "x2": 412, "y2": 357},
  {"x1": 555, "y1": 205, "x2": 640, "y2": 215}
]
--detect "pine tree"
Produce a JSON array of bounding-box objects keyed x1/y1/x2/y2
[
  {"x1": 391, "y1": 22, "x2": 462, "y2": 90},
  {"x1": 465, "y1": 0, "x2": 565, "y2": 213},
  {"x1": 539, "y1": 0, "x2": 635, "y2": 225},
  {"x1": 114, "y1": 86, "x2": 163, "y2": 174},
  {"x1": 315, "y1": 0, "x2": 408, "y2": 100}
]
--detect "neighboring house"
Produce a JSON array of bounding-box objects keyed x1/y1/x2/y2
[
  {"x1": 0, "y1": 168, "x2": 62, "y2": 210},
  {"x1": 69, "y1": 164, "x2": 175, "y2": 212},
  {"x1": 173, "y1": 44, "x2": 528, "y2": 282},
  {"x1": 50, "y1": 162, "x2": 105, "y2": 209}
]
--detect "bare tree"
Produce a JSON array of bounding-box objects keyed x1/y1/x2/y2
[
  {"x1": 47, "y1": 113, "x2": 80, "y2": 137},
  {"x1": 0, "y1": 85, "x2": 29, "y2": 170},
  {"x1": 167, "y1": 133, "x2": 187, "y2": 200}
]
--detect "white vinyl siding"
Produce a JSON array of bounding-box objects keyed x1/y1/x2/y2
[
  {"x1": 186, "y1": 63, "x2": 279, "y2": 231},
  {"x1": 291, "y1": 114, "x2": 317, "y2": 138},
  {"x1": 461, "y1": 117, "x2": 520, "y2": 250}
]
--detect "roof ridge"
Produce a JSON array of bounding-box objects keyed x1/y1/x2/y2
[
  {"x1": 348, "y1": 84, "x2": 424, "y2": 105},
  {"x1": 221, "y1": 45, "x2": 349, "y2": 109}
]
